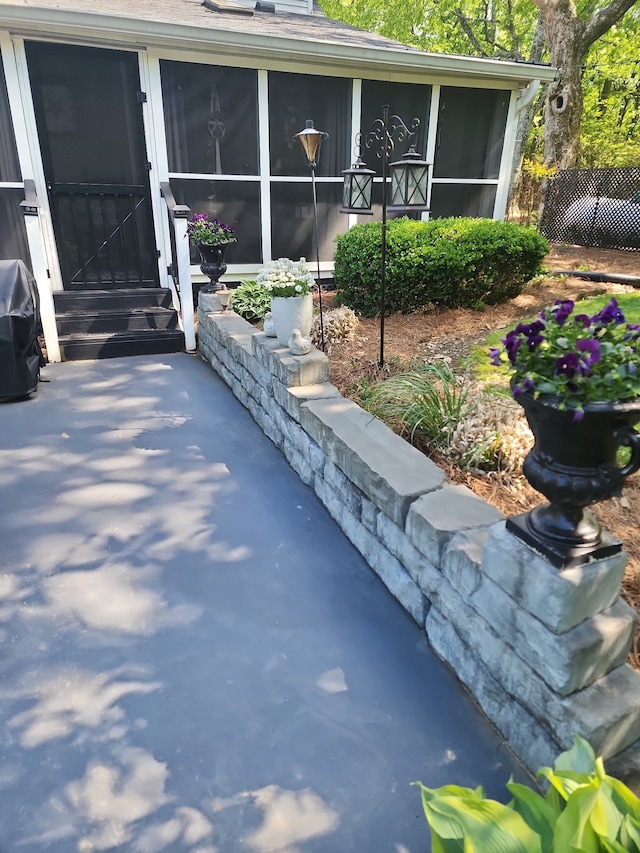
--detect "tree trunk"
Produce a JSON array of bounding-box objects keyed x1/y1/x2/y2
[
  {"x1": 507, "y1": 12, "x2": 546, "y2": 211},
  {"x1": 531, "y1": 0, "x2": 639, "y2": 171},
  {"x1": 540, "y1": 10, "x2": 585, "y2": 169}
]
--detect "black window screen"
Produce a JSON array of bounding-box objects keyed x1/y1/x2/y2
[
  {"x1": 270, "y1": 182, "x2": 345, "y2": 261},
  {"x1": 170, "y1": 179, "x2": 262, "y2": 264},
  {"x1": 161, "y1": 61, "x2": 259, "y2": 176},
  {"x1": 430, "y1": 183, "x2": 497, "y2": 218},
  {"x1": 268, "y1": 72, "x2": 350, "y2": 178},
  {"x1": 360, "y1": 80, "x2": 431, "y2": 173},
  {"x1": 0, "y1": 55, "x2": 21, "y2": 182},
  {"x1": 434, "y1": 87, "x2": 509, "y2": 180}
]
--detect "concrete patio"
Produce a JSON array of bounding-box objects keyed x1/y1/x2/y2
[{"x1": 0, "y1": 352, "x2": 527, "y2": 852}]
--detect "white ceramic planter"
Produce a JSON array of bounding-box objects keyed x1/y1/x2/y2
[{"x1": 270, "y1": 294, "x2": 313, "y2": 347}]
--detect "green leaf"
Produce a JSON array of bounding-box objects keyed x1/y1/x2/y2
[
  {"x1": 507, "y1": 781, "x2": 557, "y2": 853},
  {"x1": 555, "y1": 737, "x2": 597, "y2": 775},
  {"x1": 538, "y1": 767, "x2": 590, "y2": 801},
  {"x1": 621, "y1": 814, "x2": 640, "y2": 853},
  {"x1": 424, "y1": 796, "x2": 542, "y2": 853},
  {"x1": 600, "y1": 838, "x2": 630, "y2": 853},
  {"x1": 588, "y1": 784, "x2": 624, "y2": 841},
  {"x1": 553, "y1": 781, "x2": 601, "y2": 853},
  {"x1": 606, "y1": 778, "x2": 640, "y2": 823}
]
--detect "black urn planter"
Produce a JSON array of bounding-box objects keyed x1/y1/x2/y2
[
  {"x1": 508, "y1": 393, "x2": 640, "y2": 567},
  {"x1": 197, "y1": 243, "x2": 228, "y2": 294}
]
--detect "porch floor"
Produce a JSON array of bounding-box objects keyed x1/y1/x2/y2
[{"x1": 0, "y1": 353, "x2": 526, "y2": 852}]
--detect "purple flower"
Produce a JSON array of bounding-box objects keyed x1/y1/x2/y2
[
  {"x1": 572, "y1": 408, "x2": 585, "y2": 423},
  {"x1": 552, "y1": 299, "x2": 575, "y2": 326},
  {"x1": 489, "y1": 347, "x2": 502, "y2": 366},
  {"x1": 574, "y1": 314, "x2": 590, "y2": 327},
  {"x1": 592, "y1": 298, "x2": 625, "y2": 326},
  {"x1": 576, "y1": 338, "x2": 601, "y2": 367},
  {"x1": 502, "y1": 331, "x2": 521, "y2": 365},
  {"x1": 554, "y1": 352, "x2": 580, "y2": 378}
]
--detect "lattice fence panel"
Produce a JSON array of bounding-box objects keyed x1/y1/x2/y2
[{"x1": 540, "y1": 168, "x2": 640, "y2": 252}]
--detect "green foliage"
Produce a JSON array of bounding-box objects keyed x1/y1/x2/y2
[
  {"x1": 320, "y1": 0, "x2": 640, "y2": 170},
  {"x1": 230, "y1": 280, "x2": 271, "y2": 323},
  {"x1": 361, "y1": 361, "x2": 469, "y2": 450},
  {"x1": 333, "y1": 217, "x2": 548, "y2": 316},
  {"x1": 415, "y1": 736, "x2": 640, "y2": 853}
]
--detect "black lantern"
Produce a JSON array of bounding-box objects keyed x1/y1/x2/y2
[
  {"x1": 340, "y1": 156, "x2": 375, "y2": 215},
  {"x1": 389, "y1": 145, "x2": 430, "y2": 211},
  {"x1": 294, "y1": 119, "x2": 329, "y2": 351},
  {"x1": 340, "y1": 106, "x2": 431, "y2": 366}
]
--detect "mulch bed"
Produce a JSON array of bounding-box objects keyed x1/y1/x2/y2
[{"x1": 322, "y1": 245, "x2": 640, "y2": 669}]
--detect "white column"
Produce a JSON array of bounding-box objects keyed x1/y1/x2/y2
[
  {"x1": 494, "y1": 88, "x2": 520, "y2": 220},
  {"x1": 174, "y1": 216, "x2": 195, "y2": 352},
  {"x1": 24, "y1": 206, "x2": 61, "y2": 362}
]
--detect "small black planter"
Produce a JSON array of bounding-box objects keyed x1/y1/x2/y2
[
  {"x1": 508, "y1": 393, "x2": 640, "y2": 567},
  {"x1": 197, "y1": 243, "x2": 228, "y2": 294}
]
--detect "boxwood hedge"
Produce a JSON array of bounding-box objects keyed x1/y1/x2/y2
[{"x1": 333, "y1": 217, "x2": 549, "y2": 316}]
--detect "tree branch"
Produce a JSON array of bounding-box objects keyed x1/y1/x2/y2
[
  {"x1": 581, "y1": 0, "x2": 638, "y2": 49},
  {"x1": 452, "y1": 7, "x2": 490, "y2": 55}
]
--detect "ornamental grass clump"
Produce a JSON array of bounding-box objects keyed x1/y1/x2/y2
[
  {"x1": 491, "y1": 297, "x2": 640, "y2": 420},
  {"x1": 187, "y1": 213, "x2": 236, "y2": 245},
  {"x1": 257, "y1": 258, "x2": 315, "y2": 298}
]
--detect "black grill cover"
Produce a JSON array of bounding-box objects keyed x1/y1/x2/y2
[{"x1": 0, "y1": 259, "x2": 45, "y2": 399}]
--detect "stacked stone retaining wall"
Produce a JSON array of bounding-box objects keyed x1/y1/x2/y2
[{"x1": 198, "y1": 302, "x2": 640, "y2": 782}]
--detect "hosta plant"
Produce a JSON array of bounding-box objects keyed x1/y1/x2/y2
[
  {"x1": 230, "y1": 280, "x2": 271, "y2": 323},
  {"x1": 415, "y1": 736, "x2": 640, "y2": 853}
]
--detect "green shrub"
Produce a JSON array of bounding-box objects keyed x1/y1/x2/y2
[
  {"x1": 230, "y1": 279, "x2": 271, "y2": 323},
  {"x1": 333, "y1": 217, "x2": 549, "y2": 316},
  {"x1": 415, "y1": 736, "x2": 640, "y2": 853}
]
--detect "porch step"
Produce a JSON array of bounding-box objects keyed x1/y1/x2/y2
[
  {"x1": 58, "y1": 330, "x2": 185, "y2": 361},
  {"x1": 54, "y1": 288, "x2": 172, "y2": 312},
  {"x1": 55, "y1": 307, "x2": 179, "y2": 335},
  {"x1": 54, "y1": 288, "x2": 184, "y2": 361}
]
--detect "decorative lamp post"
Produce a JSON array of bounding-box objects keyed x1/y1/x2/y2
[
  {"x1": 294, "y1": 119, "x2": 329, "y2": 351},
  {"x1": 341, "y1": 106, "x2": 431, "y2": 366}
]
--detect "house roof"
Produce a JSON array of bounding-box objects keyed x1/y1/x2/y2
[{"x1": 0, "y1": 0, "x2": 556, "y2": 86}]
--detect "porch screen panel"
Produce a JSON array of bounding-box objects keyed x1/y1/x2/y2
[
  {"x1": 434, "y1": 87, "x2": 509, "y2": 180},
  {"x1": 268, "y1": 72, "x2": 350, "y2": 178},
  {"x1": 170, "y1": 179, "x2": 261, "y2": 263},
  {"x1": 0, "y1": 56, "x2": 20, "y2": 182},
  {"x1": 360, "y1": 80, "x2": 431, "y2": 173},
  {"x1": 0, "y1": 189, "x2": 30, "y2": 262},
  {"x1": 430, "y1": 183, "x2": 497, "y2": 218},
  {"x1": 270, "y1": 182, "x2": 344, "y2": 260},
  {"x1": 161, "y1": 62, "x2": 258, "y2": 176}
]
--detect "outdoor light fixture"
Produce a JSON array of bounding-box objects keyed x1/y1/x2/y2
[
  {"x1": 340, "y1": 106, "x2": 431, "y2": 366},
  {"x1": 340, "y1": 156, "x2": 375, "y2": 215},
  {"x1": 389, "y1": 145, "x2": 430, "y2": 211},
  {"x1": 294, "y1": 119, "x2": 329, "y2": 351}
]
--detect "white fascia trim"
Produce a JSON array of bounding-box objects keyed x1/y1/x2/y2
[{"x1": 0, "y1": 5, "x2": 557, "y2": 87}]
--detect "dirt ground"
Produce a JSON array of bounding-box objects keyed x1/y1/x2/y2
[{"x1": 322, "y1": 244, "x2": 640, "y2": 668}]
